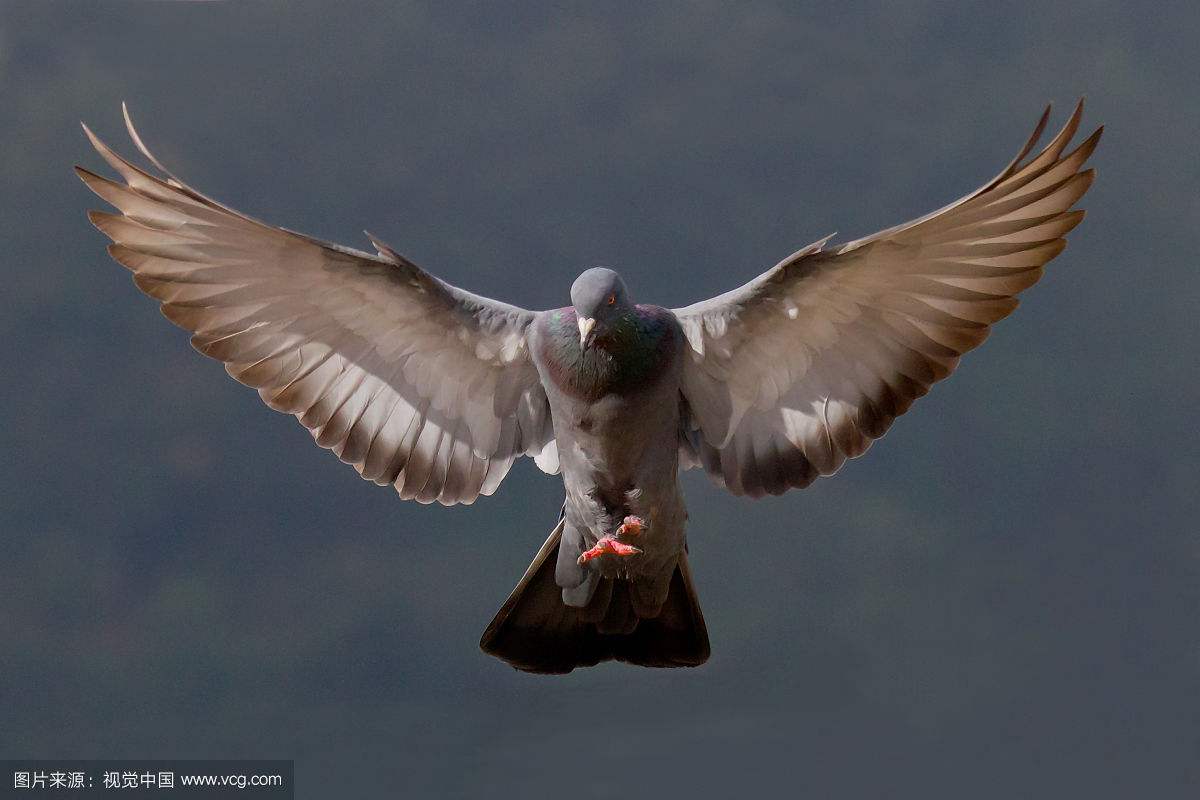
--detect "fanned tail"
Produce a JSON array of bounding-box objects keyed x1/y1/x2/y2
[{"x1": 479, "y1": 517, "x2": 710, "y2": 674}]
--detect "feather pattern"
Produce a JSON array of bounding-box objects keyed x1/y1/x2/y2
[
  {"x1": 674, "y1": 101, "x2": 1101, "y2": 496},
  {"x1": 537, "y1": 305, "x2": 679, "y2": 401},
  {"x1": 78, "y1": 109, "x2": 556, "y2": 506}
]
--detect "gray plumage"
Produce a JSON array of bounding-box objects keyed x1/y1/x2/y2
[{"x1": 78, "y1": 101, "x2": 1101, "y2": 673}]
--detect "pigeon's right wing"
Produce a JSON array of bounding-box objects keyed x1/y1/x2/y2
[
  {"x1": 674, "y1": 102, "x2": 1101, "y2": 496},
  {"x1": 78, "y1": 110, "x2": 556, "y2": 506}
]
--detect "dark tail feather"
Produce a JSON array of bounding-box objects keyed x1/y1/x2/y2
[{"x1": 479, "y1": 519, "x2": 710, "y2": 674}]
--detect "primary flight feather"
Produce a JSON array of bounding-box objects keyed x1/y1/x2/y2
[{"x1": 78, "y1": 101, "x2": 1101, "y2": 673}]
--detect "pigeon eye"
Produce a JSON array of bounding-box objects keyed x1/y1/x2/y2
[{"x1": 607, "y1": 294, "x2": 616, "y2": 306}]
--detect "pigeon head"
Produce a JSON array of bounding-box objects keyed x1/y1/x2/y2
[{"x1": 570, "y1": 267, "x2": 631, "y2": 349}]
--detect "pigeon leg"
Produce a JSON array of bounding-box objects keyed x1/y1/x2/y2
[{"x1": 577, "y1": 536, "x2": 642, "y2": 565}]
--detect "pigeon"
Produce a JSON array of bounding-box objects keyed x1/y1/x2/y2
[{"x1": 78, "y1": 101, "x2": 1101, "y2": 673}]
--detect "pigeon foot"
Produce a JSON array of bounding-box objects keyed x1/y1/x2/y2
[{"x1": 577, "y1": 537, "x2": 642, "y2": 565}]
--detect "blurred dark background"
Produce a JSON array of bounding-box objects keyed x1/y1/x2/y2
[{"x1": 2, "y1": 1, "x2": 1196, "y2": 796}]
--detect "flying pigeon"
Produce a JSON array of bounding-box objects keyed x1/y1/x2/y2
[{"x1": 78, "y1": 101, "x2": 1101, "y2": 673}]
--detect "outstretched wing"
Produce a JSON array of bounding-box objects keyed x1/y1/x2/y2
[
  {"x1": 674, "y1": 101, "x2": 1101, "y2": 497},
  {"x1": 78, "y1": 108, "x2": 556, "y2": 506}
]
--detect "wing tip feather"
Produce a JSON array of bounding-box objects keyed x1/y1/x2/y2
[
  {"x1": 86, "y1": 208, "x2": 116, "y2": 235},
  {"x1": 122, "y1": 101, "x2": 177, "y2": 180}
]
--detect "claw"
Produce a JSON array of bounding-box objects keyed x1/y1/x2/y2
[
  {"x1": 577, "y1": 536, "x2": 643, "y2": 565},
  {"x1": 617, "y1": 515, "x2": 646, "y2": 537}
]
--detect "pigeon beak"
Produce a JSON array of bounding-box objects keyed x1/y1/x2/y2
[{"x1": 578, "y1": 316, "x2": 597, "y2": 348}]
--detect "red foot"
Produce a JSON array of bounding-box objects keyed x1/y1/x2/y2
[
  {"x1": 617, "y1": 515, "x2": 646, "y2": 537},
  {"x1": 577, "y1": 536, "x2": 643, "y2": 565}
]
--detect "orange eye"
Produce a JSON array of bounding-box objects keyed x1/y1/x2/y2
[{"x1": 607, "y1": 294, "x2": 616, "y2": 306}]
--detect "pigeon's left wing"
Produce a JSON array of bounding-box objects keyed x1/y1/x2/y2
[
  {"x1": 674, "y1": 102, "x2": 1101, "y2": 496},
  {"x1": 78, "y1": 109, "x2": 556, "y2": 507}
]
